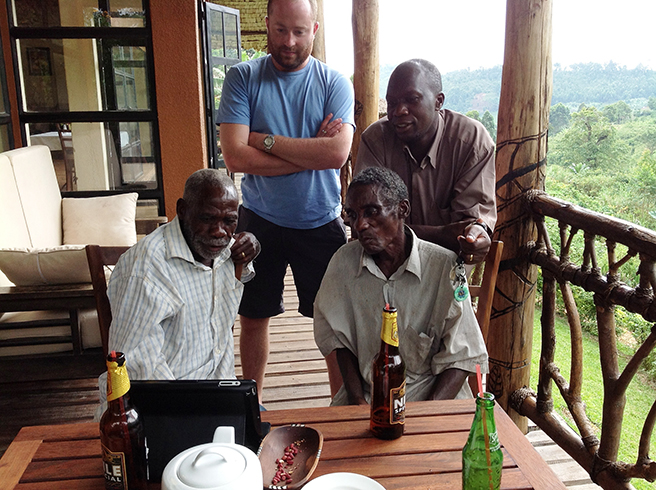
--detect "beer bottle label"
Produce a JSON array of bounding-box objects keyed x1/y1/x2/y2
[
  {"x1": 102, "y1": 444, "x2": 128, "y2": 490},
  {"x1": 381, "y1": 310, "x2": 399, "y2": 347},
  {"x1": 106, "y1": 360, "x2": 130, "y2": 402},
  {"x1": 389, "y1": 380, "x2": 406, "y2": 425}
]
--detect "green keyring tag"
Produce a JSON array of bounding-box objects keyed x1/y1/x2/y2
[{"x1": 455, "y1": 284, "x2": 469, "y2": 302}]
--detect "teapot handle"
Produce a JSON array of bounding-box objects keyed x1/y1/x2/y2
[{"x1": 213, "y1": 426, "x2": 235, "y2": 444}]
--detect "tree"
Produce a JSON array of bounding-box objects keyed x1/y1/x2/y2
[
  {"x1": 602, "y1": 100, "x2": 633, "y2": 124},
  {"x1": 466, "y1": 110, "x2": 480, "y2": 121},
  {"x1": 549, "y1": 103, "x2": 571, "y2": 134},
  {"x1": 548, "y1": 106, "x2": 627, "y2": 170},
  {"x1": 481, "y1": 111, "x2": 497, "y2": 142},
  {"x1": 649, "y1": 96, "x2": 656, "y2": 111},
  {"x1": 635, "y1": 149, "x2": 656, "y2": 194}
]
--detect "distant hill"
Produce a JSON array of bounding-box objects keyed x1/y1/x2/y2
[{"x1": 378, "y1": 62, "x2": 656, "y2": 114}]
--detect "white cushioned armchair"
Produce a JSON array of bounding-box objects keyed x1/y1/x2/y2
[{"x1": 0, "y1": 145, "x2": 163, "y2": 357}]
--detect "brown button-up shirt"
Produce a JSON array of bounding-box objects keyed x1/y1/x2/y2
[{"x1": 354, "y1": 109, "x2": 497, "y2": 232}]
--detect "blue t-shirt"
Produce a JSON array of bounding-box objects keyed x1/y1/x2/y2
[{"x1": 216, "y1": 55, "x2": 355, "y2": 229}]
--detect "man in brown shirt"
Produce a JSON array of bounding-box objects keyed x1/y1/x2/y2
[{"x1": 354, "y1": 59, "x2": 496, "y2": 264}]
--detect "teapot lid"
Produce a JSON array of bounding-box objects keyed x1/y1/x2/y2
[{"x1": 177, "y1": 445, "x2": 247, "y2": 489}]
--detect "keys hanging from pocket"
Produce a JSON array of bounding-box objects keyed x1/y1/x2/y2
[{"x1": 452, "y1": 256, "x2": 469, "y2": 302}]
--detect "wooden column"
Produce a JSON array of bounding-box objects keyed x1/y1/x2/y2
[
  {"x1": 312, "y1": 0, "x2": 326, "y2": 62},
  {"x1": 351, "y1": 0, "x2": 379, "y2": 170},
  {"x1": 487, "y1": 0, "x2": 553, "y2": 432},
  {"x1": 151, "y1": 0, "x2": 207, "y2": 218}
]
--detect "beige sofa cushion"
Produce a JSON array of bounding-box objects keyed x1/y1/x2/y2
[
  {"x1": 6, "y1": 145, "x2": 62, "y2": 248},
  {"x1": 0, "y1": 245, "x2": 91, "y2": 286},
  {"x1": 0, "y1": 153, "x2": 32, "y2": 286},
  {"x1": 62, "y1": 193, "x2": 139, "y2": 246}
]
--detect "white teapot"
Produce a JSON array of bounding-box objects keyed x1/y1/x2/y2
[{"x1": 161, "y1": 427, "x2": 263, "y2": 490}]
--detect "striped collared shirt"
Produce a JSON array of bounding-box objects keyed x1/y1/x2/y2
[{"x1": 99, "y1": 216, "x2": 251, "y2": 402}]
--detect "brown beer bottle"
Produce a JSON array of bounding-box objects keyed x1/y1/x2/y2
[
  {"x1": 100, "y1": 351, "x2": 148, "y2": 490},
  {"x1": 370, "y1": 304, "x2": 406, "y2": 439}
]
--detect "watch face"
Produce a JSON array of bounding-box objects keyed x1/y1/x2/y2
[{"x1": 264, "y1": 135, "x2": 275, "y2": 150}]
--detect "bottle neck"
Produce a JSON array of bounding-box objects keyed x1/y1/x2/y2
[
  {"x1": 106, "y1": 359, "x2": 131, "y2": 402},
  {"x1": 473, "y1": 393, "x2": 498, "y2": 434},
  {"x1": 475, "y1": 393, "x2": 496, "y2": 411},
  {"x1": 380, "y1": 309, "x2": 399, "y2": 347}
]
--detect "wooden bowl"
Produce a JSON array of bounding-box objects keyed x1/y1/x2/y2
[{"x1": 257, "y1": 424, "x2": 323, "y2": 489}]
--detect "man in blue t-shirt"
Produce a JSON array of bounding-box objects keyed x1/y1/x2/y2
[{"x1": 217, "y1": 0, "x2": 355, "y2": 403}]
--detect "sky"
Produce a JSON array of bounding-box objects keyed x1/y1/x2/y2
[{"x1": 323, "y1": 0, "x2": 656, "y2": 77}]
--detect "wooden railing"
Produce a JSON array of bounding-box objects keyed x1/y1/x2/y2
[{"x1": 511, "y1": 190, "x2": 656, "y2": 489}]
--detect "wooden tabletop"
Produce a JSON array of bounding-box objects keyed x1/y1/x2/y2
[{"x1": 0, "y1": 399, "x2": 566, "y2": 490}]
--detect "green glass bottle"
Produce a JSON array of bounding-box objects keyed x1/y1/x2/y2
[{"x1": 462, "y1": 392, "x2": 503, "y2": 490}]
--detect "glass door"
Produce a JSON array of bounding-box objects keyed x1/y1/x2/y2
[{"x1": 200, "y1": 2, "x2": 241, "y2": 168}]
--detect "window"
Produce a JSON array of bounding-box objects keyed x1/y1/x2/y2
[{"x1": 9, "y1": 0, "x2": 162, "y2": 214}]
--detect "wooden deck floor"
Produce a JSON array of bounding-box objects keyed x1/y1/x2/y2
[
  {"x1": 236, "y1": 272, "x2": 332, "y2": 410},
  {"x1": 0, "y1": 267, "x2": 599, "y2": 488}
]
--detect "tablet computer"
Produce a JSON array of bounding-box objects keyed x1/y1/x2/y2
[{"x1": 129, "y1": 379, "x2": 268, "y2": 482}]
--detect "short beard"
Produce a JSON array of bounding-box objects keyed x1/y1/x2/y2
[{"x1": 181, "y1": 219, "x2": 226, "y2": 263}]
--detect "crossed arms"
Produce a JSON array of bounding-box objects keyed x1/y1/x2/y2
[{"x1": 220, "y1": 114, "x2": 354, "y2": 176}]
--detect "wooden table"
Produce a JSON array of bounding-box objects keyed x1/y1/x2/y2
[{"x1": 0, "y1": 399, "x2": 566, "y2": 490}]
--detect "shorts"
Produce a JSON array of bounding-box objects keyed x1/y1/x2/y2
[{"x1": 236, "y1": 206, "x2": 347, "y2": 318}]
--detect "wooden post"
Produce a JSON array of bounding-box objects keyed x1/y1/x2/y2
[
  {"x1": 312, "y1": 0, "x2": 326, "y2": 62},
  {"x1": 487, "y1": 0, "x2": 553, "y2": 432},
  {"x1": 351, "y1": 0, "x2": 379, "y2": 169}
]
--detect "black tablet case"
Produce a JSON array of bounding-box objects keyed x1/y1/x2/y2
[{"x1": 129, "y1": 379, "x2": 269, "y2": 482}]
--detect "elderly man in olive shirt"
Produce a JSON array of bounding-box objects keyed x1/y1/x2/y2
[
  {"x1": 314, "y1": 167, "x2": 488, "y2": 405},
  {"x1": 354, "y1": 58, "x2": 496, "y2": 265}
]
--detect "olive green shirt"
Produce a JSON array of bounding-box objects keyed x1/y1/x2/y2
[{"x1": 313, "y1": 228, "x2": 488, "y2": 405}]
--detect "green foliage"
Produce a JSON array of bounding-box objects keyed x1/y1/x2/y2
[
  {"x1": 548, "y1": 106, "x2": 629, "y2": 171},
  {"x1": 649, "y1": 96, "x2": 656, "y2": 111},
  {"x1": 616, "y1": 117, "x2": 656, "y2": 153},
  {"x1": 602, "y1": 100, "x2": 633, "y2": 124},
  {"x1": 549, "y1": 103, "x2": 571, "y2": 134},
  {"x1": 480, "y1": 111, "x2": 496, "y2": 142},
  {"x1": 552, "y1": 62, "x2": 656, "y2": 106},
  {"x1": 466, "y1": 110, "x2": 480, "y2": 121},
  {"x1": 466, "y1": 110, "x2": 496, "y2": 141},
  {"x1": 545, "y1": 102, "x2": 656, "y2": 384}
]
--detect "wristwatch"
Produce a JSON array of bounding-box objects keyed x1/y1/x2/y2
[{"x1": 263, "y1": 134, "x2": 275, "y2": 153}]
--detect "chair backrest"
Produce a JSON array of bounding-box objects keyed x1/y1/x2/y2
[
  {"x1": 469, "y1": 240, "x2": 504, "y2": 343},
  {"x1": 86, "y1": 245, "x2": 131, "y2": 359}
]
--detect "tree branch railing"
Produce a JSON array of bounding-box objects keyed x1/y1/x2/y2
[{"x1": 511, "y1": 190, "x2": 656, "y2": 489}]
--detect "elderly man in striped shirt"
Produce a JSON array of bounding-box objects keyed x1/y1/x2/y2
[{"x1": 96, "y1": 169, "x2": 259, "y2": 415}]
